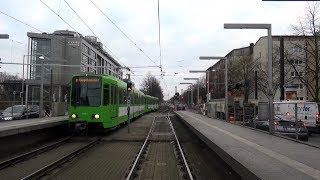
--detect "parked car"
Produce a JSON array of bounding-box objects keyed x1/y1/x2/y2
[
  {"x1": 0, "y1": 105, "x2": 40, "y2": 121},
  {"x1": 273, "y1": 101, "x2": 320, "y2": 134},
  {"x1": 246, "y1": 115, "x2": 309, "y2": 141}
]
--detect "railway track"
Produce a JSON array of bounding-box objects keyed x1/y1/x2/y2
[
  {"x1": 21, "y1": 137, "x2": 101, "y2": 180},
  {"x1": 126, "y1": 114, "x2": 194, "y2": 180},
  {"x1": 0, "y1": 137, "x2": 101, "y2": 180},
  {"x1": 0, "y1": 137, "x2": 71, "y2": 171},
  {"x1": 0, "y1": 110, "x2": 239, "y2": 180}
]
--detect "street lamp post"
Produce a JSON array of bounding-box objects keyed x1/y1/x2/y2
[
  {"x1": 183, "y1": 78, "x2": 200, "y2": 104},
  {"x1": 199, "y1": 56, "x2": 228, "y2": 121},
  {"x1": 39, "y1": 56, "x2": 45, "y2": 118},
  {"x1": 21, "y1": 55, "x2": 28, "y2": 105},
  {"x1": 224, "y1": 23, "x2": 274, "y2": 134},
  {"x1": 0, "y1": 34, "x2": 9, "y2": 39},
  {"x1": 189, "y1": 70, "x2": 216, "y2": 102}
]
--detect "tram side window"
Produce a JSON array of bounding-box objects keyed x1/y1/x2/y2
[
  {"x1": 116, "y1": 87, "x2": 119, "y2": 105},
  {"x1": 112, "y1": 86, "x2": 116, "y2": 105},
  {"x1": 119, "y1": 88, "x2": 123, "y2": 104},
  {"x1": 103, "y1": 85, "x2": 109, "y2": 105},
  {"x1": 113, "y1": 87, "x2": 116, "y2": 104}
]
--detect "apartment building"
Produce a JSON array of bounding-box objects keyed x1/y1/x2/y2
[
  {"x1": 207, "y1": 35, "x2": 317, "y2": 103},
  {"x1": 252, "y1": 36, "x2": 309, "y2": 102}
]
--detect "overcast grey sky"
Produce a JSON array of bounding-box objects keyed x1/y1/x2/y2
[{"x1": 0, "y1": 0, "x2": 308, "y2": 99}]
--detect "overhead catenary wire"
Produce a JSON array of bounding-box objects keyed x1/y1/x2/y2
[
  {"x1": 62, "y1": 0, "x2": 126, "y2": 67},
  {"x1": 0, "y1": 10, "x2": 43, "y2": 32},
  {"x1": 39, "y1": 0, "x2": 125, "y2": 67},
  {"x1": 89, "y1": 0, "x2": 160, "y2": 68},
  {"x1": 0, "y1": 8, "x2": 85, "y2": 57},
  {"x1": 0, "y1": 2, "x2": 163, "y2": 93},
  {"x1": 0, "y1": 61, "x2": 159, "y2": 70}
]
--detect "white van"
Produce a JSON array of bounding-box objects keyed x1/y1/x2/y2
[{"x1": 274, "y1": 101, "x2": 320, "y2": 133}]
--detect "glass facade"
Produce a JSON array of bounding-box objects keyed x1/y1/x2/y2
[{"x1": 30, "y1": 38, "x2": 51, "y2": 81}]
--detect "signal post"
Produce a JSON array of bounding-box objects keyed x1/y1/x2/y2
[{"x1": 127, "y1": 81, "x2": 133, "y2": 133}]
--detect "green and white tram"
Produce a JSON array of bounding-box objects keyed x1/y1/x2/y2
[{"x1": 68, "y1": 74, "x2": 159, "y2": 131}]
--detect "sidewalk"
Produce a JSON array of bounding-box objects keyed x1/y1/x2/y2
[{"x1": 176, "y1": 111, "x2": 320, "y2": 180}]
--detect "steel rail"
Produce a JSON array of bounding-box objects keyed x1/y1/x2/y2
[
  {"x1": 126, "y1": 117, "x2": 156, "y2": 180},
  {"x1": 167, "y1": 115, "x2": 194, "y2": 180},
  {"x1": 0, "y1": 137, "x2": 71, "y2": 170},
  {"x1": 21, "y1": 137, "x2": 101, "y2": 180}
]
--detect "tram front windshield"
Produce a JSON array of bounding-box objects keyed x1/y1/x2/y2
[{"x1": 71, "y1": 76, "x2": 101, "y2": 106}]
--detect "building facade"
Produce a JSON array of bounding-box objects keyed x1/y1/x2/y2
[
  {"x1": 26, "y1": 30, "x2": 123, "y2": 106},
  {"x1": 252, "y1": 36, "x2": 309, "y2": 102},
  {"x1": 206, "y1": 35, "x2": 318, "y2": 104}
]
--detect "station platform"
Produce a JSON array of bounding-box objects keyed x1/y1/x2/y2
[
  {"x1": 175, "y1": 111, "x2": 320, "y2": 180},
  {"x1": 0, "y1": 116, "x2": 68, "y2": 137}
]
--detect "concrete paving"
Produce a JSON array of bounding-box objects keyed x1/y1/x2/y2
[
  {"x1": 175, "y1": 111, "x2": 320, "y2": 180},
  {"x1": 0, "y1": 116, "x2": 68, "y2": 137},
  {"x1": 309, "y1": 133, "x2": 320, "y2": 146}
]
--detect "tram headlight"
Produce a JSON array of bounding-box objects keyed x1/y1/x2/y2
[
  {"x1": 94, "y1": 114, "x2": 100, "y2": 119},
  {"x1": 71, "y1": 114, "x2": 77, "y2": 119}
]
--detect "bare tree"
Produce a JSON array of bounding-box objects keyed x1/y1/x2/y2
[
  {"x1": 256, "y1": 47, "x2": 279, "y2": 99},
  {"x1": 194, "y1": 76, "x2": 206, "y2": 103},
  {"x1": 0, "y1": 72, "x2": 20, "y2": 82},
  {"x1": 178, "y1": 76, "x2": 206, "y2": 104},
  {"x1": 140, "y1": 73, "x2": 164, "y2": 101},
  {"x1": 0, "y1": 72, "x2": 22, "y2": 109},
  {"x1": 228, "y1": 54, "x2": 255, "y2": 103},
  {"x1": 290, "y1": 2, "x2": 320, "y2": 101}
]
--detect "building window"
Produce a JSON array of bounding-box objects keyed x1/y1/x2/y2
[
  {"x1": 290, "y1": 46, "x2": 303, "y2": 53},
  {"x1": 82, "y1": 44, "x2": 89, "y2": 54},
  {"x1": 291, "y1": 71, "x2": 303, "y2": 77},
  {"x1": 90, "y1": 49, "x2": 96, "y2": 59},
  {"x1": 290, "y1": 59, "x2": 303, "y2": 65},
  {"x1": 82, "y1": 54, "x2": 89, "y2": 65},
  {"x1": 80, "y1": 65, "x2": 86, "y2": 72},
  {"x1": 299, "y1": 84, "x2": 303, "y2": 89},
  {"x1": 299, "y1": 97, "x2": 303, "y2": 100}
]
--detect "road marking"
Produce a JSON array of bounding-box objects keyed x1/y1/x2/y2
[{"x1": 179, "y1": 112, "x2": 320, "y2": 180}]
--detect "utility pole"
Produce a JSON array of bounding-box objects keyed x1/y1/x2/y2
[{"x1": 50, "y1": 68, "x2": 53, "y2": 116}]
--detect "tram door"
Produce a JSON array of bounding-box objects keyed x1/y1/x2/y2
[{"x1": 110, "y1": 84, "x2": 118, "y2": 118}]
